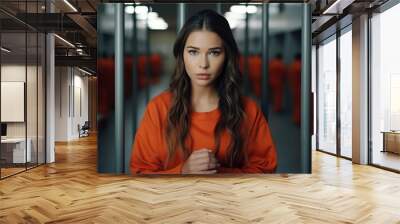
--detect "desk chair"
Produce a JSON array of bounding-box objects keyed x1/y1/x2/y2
[{"x1": 78, "y1": 121, "x2": 90, "y2": 138}]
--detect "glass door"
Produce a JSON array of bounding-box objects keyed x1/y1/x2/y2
[
  {"x1": 339, "y1": 27, "x2": 352, "y2": 159},
  {"x1": 370, "y1": 4, "x2": 400, "y2": 171},
  {"x1": 317, "y1": 35, "x2": 337, "y2": 155}
]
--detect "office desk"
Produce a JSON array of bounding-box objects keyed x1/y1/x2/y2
[
  {"x1": 382, "y1": 131, "x2": 400, "y2": 154},
  {"x1": 1, "y1": 138, "x2": 31, "y2": 163}
]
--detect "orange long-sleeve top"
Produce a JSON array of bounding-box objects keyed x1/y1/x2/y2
[{"x1": 130, "y1": 91, "x2": 277, "y2": 174}]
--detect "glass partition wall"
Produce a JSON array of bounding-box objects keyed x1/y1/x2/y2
[
  {"x1": 370, "y1": 3, "x2": 400, "y2": 171},
  {"x1": 316, "y1": 26, "x2": 352, "y2": 159},
  {"x1": 317, "y1": 35, "x2": 337, "y2": 155},
  {"x1": 316, "y1": 0, "x2": 400, "y2": 172},
  {"x1": 339, "y1": 27, "x2": 352, "y2": 159},
  {"x1": 0, "y1": 1, "x2": 46, "y2": 179}
]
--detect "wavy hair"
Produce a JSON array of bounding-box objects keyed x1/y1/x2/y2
[{"x1": 165, "y1": 9, "x2": 246, "y2": 168}]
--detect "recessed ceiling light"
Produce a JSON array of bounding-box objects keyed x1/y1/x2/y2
[
  {"x1": 63, "y1": 0, "x2": 78, "y2": 12},
  {"x1": 125, "y1": 6, "x2": 135, "y2": 14},
  {"x1": 54, "y1": 34, "x2": 75, "y2": 48},
  {"x1": 78, "y1": 67, "x2": 93, "y2": 76},
  {"x1": 1, "y1": 47, "x2": 11, "y2": 53}
]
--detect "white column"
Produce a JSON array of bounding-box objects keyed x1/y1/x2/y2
[
  {"x1": 352, "y1": 14, "x2": 369, "y2": 164},
  {"x1": 46, "y1": 33, "x2": 55, "y2": 163},
  {"x1": 54, "y1": 67, "x2": 72, "y2": 141},
  {"x1": 45, "y1": 1, "x2": 55, "y2": 163}
]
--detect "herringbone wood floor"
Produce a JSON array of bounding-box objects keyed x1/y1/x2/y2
[{"x1": 1, "y1": 135, "x2": 400, "y2": 223}]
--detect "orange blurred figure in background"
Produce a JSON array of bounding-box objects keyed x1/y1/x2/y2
[
  {"x1": 269, "y1": 54, "x2": 286, "y2": 113},
  {"x1": 288, "y1": 54, "x2": 301, "y2": 126},
  {"x1": 239, "y1": 55, "x2": 262, "y2": 97}
]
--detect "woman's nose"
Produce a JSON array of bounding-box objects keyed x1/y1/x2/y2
[{"x1": 199, "y1": 54, "x2": 209, "y2": 69}]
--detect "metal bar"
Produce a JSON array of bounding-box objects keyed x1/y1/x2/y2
[
  {"x1": 316, "y1": 148, "x2": 352, "y2": 160},
  {"x1": 0, "y1": 19, "x2": 2, "y2": 179},
  {"x1": 370, "y1": 164, "x2": 400, "y2": 174},
  {"x1": 243, "y1": 3, "x2": 250, "y2": 95},
  {"x1": 373, "y1": 0, "x2": 400, "y2": 13},
  {"x1": 301, "y1": 3, "x2": 312, "y2": 173},
  {"x1": 145, "y1": 5, "x2": 150, "y2": 104},
  {"x1": 115, "y1": 3, "x2": 124, "y2": 173},
  {"x1": 0, "y1": 168, "x2": 29, "y2": 180},
  {"x1": 25, "y1": 0, "x2": 28, "y2": 171},
  {"x1": 216, "y1": 3, "x2": 222, "y2": 14},
  {"x1": 44, "y1": 1, "x2": 47, "y2": 165},
  {"x1": 126, "y1": 2, "x2": 139, "y2": 173},
  {"x1": 316, "y1": 44, "x2": 319, "y2": 150},
  {"x1": 367, "y1": 11, "x2": 372, "y2": 165},
  {"x1": 0, "y1": 8, "x2": 38, "y2": 32},
  {"x1": 37, "y1": 0, "x2": 39, "y2": 167},
  {"x1": 336, "y1": 28, "x2": 341, "y2": 157},
  {"x1": 72, "y1": 67, "x2": 75, "y2": 117},
  {"x1": 177, "y1": 3, "x2": 186, "y2": 33},
  {"x1": 261, "y1": 3, "x2": 269, "y2": 120},
  {"x1": 86, "y1": 0, "x2": 96, "y2": 12}
]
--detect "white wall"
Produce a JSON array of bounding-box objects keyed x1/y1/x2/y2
[
  {"x1": 1, "y1": 65, "x2": 26, "y2": 81},
  {"x1": 1, "y1": 65, "x2": 41, "y2": 137},
  {"x1": 1, "y1": 82, "x2": 25, "y2": 122},
  {"x1": 1, "y1": 66, "x2": 26, "y2": 132},
  {"x1": 1, "y1": 63, "x2": 46, "y2": 164},
  {"x1": 55, "y1": 67, "x2": 69, "y2": 141},
  {"x1": 54, "y1": 67, "x2": 89, "y2": 141},
  {"x1": 72, "y1": 72, "x2": 89, "y2": 138}
]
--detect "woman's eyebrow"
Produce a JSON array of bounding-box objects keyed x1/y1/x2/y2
[
  {"x1": 208, "y1": 47, "x2": 223, "y2": 51},
  {"x1": 186, "y1": 46, "x2": 199, "y2": 49},
  {"x1": 186, "y1": 46, "x2": 223, "y2": 50}
]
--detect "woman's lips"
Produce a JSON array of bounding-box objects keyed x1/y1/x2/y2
[{"x1": 196, "y1": 73, "x2": 211, "y2": 80}]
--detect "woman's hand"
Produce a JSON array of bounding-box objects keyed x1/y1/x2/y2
[{"x1": 181, "y1": 148, "x2": 220, "y2": 174}]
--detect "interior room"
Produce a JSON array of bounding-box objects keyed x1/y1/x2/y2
[{"x1": 0, "y1": 0, "x2": 399, "y2": 223}]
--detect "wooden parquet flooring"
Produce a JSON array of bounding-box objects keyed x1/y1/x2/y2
[
  {"x1": 1, "y1": 167, "x2": 26, "y2": 178},
  {"x1": 1, "y1": 135, "x2": 400, "y2": 223}
]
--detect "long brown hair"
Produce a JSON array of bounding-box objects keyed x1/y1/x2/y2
[{"x1": 165, "y1": 9, "x2": 246, "y2": 168}]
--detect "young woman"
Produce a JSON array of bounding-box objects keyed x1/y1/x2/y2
[{"x1": 130, "y1": 9, "x2": 277, "y2": 174}]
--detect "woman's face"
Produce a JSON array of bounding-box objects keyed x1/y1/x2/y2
[{"x1": 183, "y1": 30, "x2": 226, "y2": 88}]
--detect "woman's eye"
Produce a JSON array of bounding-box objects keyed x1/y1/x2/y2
[
  {"x1": 188, "y1": 50, "x2": 198, "y2": 55},
  {"x1": 209, "y1": 51, "x2": 221, "y2": 56}
]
